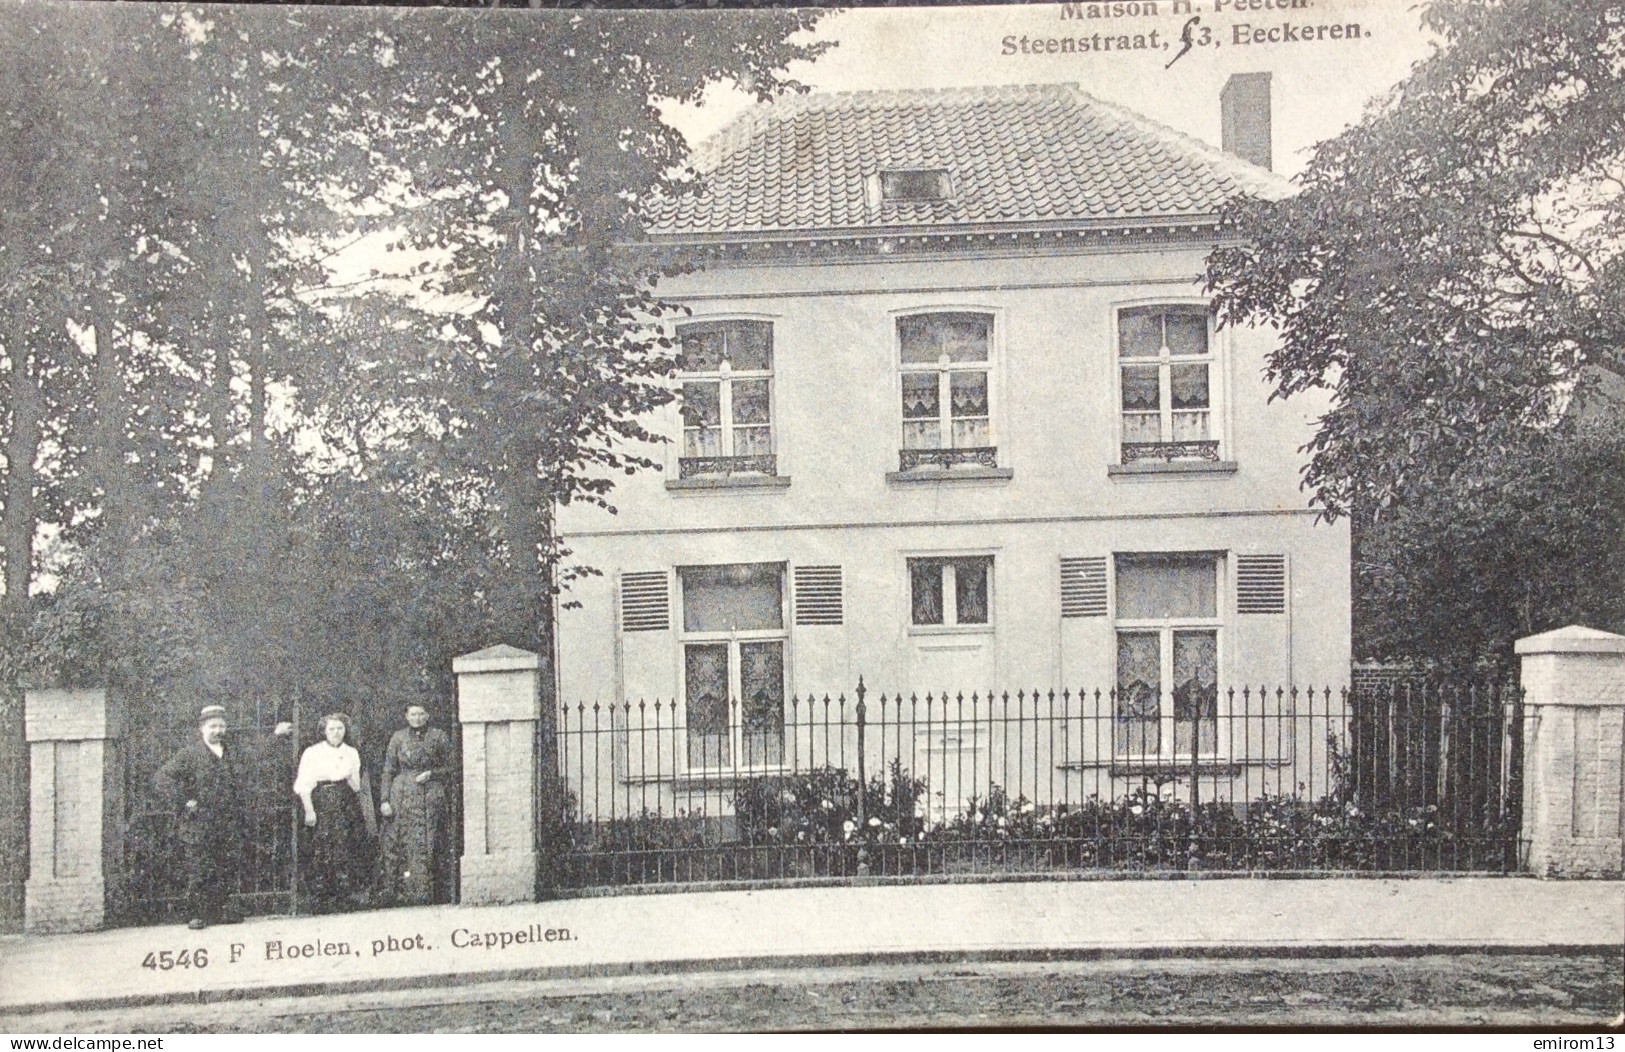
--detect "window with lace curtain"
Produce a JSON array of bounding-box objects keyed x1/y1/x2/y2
[
  {"x1": 1113, "y1": 553, "x2": 1222, "y2": 759},
  {"x1": 678, "y1": 563, "x2": 786, "y2": 770},
  {"x1": 897, "y1": 312, "x2": 996, "y2": 471},
  {"x1": 677, "y1": 321, "x2": 775, "y2": 479},
  {"x1": 1117, "y1": 306, "x2": 1220, "y2": 464},
  {"x1": 908, "y1": 555, "x2": 993, "y2": 629}
]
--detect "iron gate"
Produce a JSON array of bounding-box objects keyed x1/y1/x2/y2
[{"x1": 117, "y1": 697, "x2": 303, "y2": 926}]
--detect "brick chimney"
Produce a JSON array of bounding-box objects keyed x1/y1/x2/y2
[{"x1": 1220, "y1": 72, "x2": 1272, "y2": 171}]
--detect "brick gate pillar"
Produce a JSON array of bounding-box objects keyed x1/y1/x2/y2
[
  {"x1": 454, "y1": 645, "x2": 542, "y2": 904},
  {"x1": 24, "y1": 688, "x2": 124, "y2": 932},
  {"x1": 1516, "y1": 625, "x2": 1625, "y2": 878}
]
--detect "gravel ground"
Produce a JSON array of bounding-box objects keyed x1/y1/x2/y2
[{"x1": 5, "y1": 953, "x2": 1622, "y2": 1032}]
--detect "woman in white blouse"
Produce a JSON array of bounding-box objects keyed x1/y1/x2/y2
[{"x1": 293, "y1": 713, "x2": 366, "y2": 912}]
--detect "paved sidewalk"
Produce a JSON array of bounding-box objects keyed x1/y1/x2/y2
[{"x1": 1, "y1": 877, "x2": 1620, "y2": 1014}]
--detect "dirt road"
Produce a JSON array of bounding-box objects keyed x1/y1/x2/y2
[{"x1": 6, "y1": 952, "x2": 1622, "y2": 1032}]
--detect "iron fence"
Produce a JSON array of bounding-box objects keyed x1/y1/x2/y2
[{"x1": 552, "y1": 678, "x2": 1527, "y2": 889}]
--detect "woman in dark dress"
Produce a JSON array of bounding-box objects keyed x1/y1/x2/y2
[
  {"x1": 378, "y1": 703, "x2": 455, "y2": 906},
  {"x1": 293, "y1": 712, "x2": 368, "y2": 912}
]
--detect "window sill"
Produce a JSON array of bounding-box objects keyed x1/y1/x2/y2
[
  {"x1": 1107, "y1": 460, "x2": 1238, "y2": 477},
  {"x1": 666, "y1": 475, "x2": 792, "y2": 492},
  {"x1": 908, "y1": 624, "x2": 994, "y2": 640},
  {"x1": 886, "y1": 466, "x2": 1014, "y2": 485}
]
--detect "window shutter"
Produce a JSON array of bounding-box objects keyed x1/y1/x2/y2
[
  {"x1": 1060, "y1": 557, "x2": 1108, "y2": 618},
  {"x1": 793, "y1": 565, "x2": 843, "y2": 626},
  {"x1": 1236, "y1": 554, "x2": 1287, "y2": 614},
  {"x1": 619, "y1": 571, "x2": 670, "y2": 632}
]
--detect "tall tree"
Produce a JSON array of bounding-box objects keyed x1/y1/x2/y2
[
  {"x1": 1205, "y1": 0, "x2": 1625, "y2": 662},
  {"x1": 0, "y1": 6, "x2": 831, "y2": 920},
  {"x1": 303, "y1": 9, "x2": 828, "y2": 660},
  {"x1": 0, "y1": 4, "x2": 122, "y2": 922}
]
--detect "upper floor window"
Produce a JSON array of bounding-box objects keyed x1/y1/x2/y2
[
  {"x1": 1118, "y1": 306, "x2": 1218, "y2": 464},
  {"x1": 677, "y1": 321, "x2": 775, "y2": 479},
  {"x1": 898, "y1": 312, "x2": 995, "y2": 472}
]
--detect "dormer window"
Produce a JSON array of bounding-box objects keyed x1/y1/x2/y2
[{"x1": 880, "y1": 168, "x2": 951, "y2": 203}]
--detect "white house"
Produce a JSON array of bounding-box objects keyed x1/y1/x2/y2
[{"x1": 554, "y1": 79, "x2": 1350, "y2": 822}]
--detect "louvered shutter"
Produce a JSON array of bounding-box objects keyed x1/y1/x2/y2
[
  {"x1": 1236, "y1": 554, "x2": 1287, "y2": 614},
  {"x1": 1060, "y1": 556, "x2": 1109, "y2": 618},
  {"x1": 619, "y1": 571, "x2": 670, "y2": 632},
  {"x1": 793, "y1": 565, "x2": 843, "y2": 626}
]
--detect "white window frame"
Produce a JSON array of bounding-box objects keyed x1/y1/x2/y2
[
  {"x1": 906, "y1": 552, "x2": 996, "y2": 635},
  {"x1": 896, "y1": 310, "x2": 999, "y2": 458},
  {"x1": 674, "y1": 318, "x2": 777, "y2": 470},
  {"x1": 1110, "y1": 551, "x2": 1228, "y2": 761},
  {"x1": 675, "y1": 562, "x2": 789, "y2": 773},
  {"x1": 1112, "y1": 302, "x2": 1224, "y2": 461}
]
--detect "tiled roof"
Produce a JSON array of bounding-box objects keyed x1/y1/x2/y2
[{"x1": 647, "y1": 83, "x2": 1292, "y2": 240}]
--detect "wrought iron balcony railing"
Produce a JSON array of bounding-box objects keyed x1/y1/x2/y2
[
  {"x1": 897, "y1": 446, "x2": 999, "y2": 471},
  {"x1": 1121, "y1": 440, "x2": 1221, "y2": 464},
  {"x1": 678, "y1": 454, "x2": 778, "y2": 480}
]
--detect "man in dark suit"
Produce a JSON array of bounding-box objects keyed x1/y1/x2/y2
[{"x1": 154, "y1": 705, "x2": 292, "y2": 929}]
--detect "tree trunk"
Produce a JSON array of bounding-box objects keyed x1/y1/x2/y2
[
  {"x1": 0, "y1": 344, "x2": 42, "y2": 930},
  {"x1": 90, "y1": 304, "x2": 126, "y2": 544},
  {"x1": 4, "y1": 354, "x2": 41, "y2": 620},
  {"x1": 209, "y1": 311, "x2": 236, "y2": 486},
  {"x1": 243, "y1": 219, "x2": 274, "y2": 487},
  {"x1": 203, "y1": 227, "x2": 244, "y2": 498},
  {"x1": 491, "y1": 72, "x2": 562, "y2": 891},
  {"x1": 247, "y1": 328, "x2": 267, "y2": 470},
  {"x1": 491, "y1": 70, "x2": 549, "y2": 656}
]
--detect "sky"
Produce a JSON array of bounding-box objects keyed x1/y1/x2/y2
[{"x1": 661, "y1": 0, "x2": 1441, "y2": 180}]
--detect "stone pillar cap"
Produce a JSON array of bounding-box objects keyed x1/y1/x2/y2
[
  {"x1": 453, "y1": 644, "x2": 541, "y2": 674},
  {"x1": 1514, "y1": 624, "x2": 1625, "y2": 656},
  {"x1": 25, "y1": 687, "x2": 120, "y2": 742}
]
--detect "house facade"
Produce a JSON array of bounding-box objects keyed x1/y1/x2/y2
[{"x1": 554, "y1": 82, "x2": 1350, "y2": 822}]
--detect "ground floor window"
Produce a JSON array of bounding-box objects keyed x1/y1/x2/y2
[
  {"x1": 1113, "y1": 553, "x2": 1221, "y2": 758},
  {"x1": 679, "y1": 563, "x2": 786, "y2": 768},
  {"x1": 908, "y1": 555, "x2": 993, "y2": 627}
]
